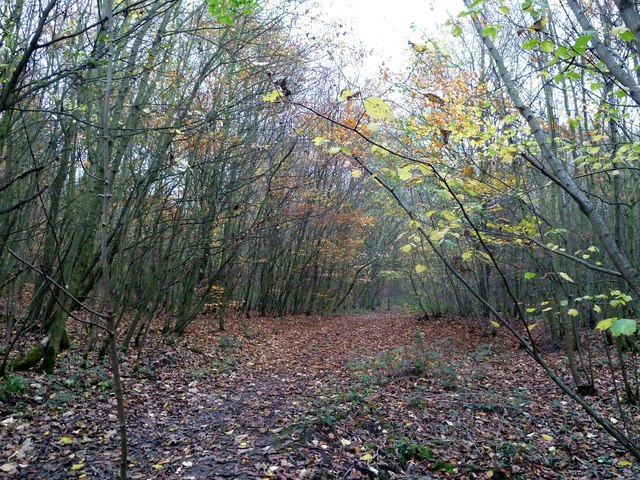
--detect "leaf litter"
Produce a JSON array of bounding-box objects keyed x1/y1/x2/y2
[{"x1": 1, "y1": 310, "x2": 638, "y2": 478}]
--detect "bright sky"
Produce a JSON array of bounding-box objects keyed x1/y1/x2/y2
[{"x1": 313, "y1": 0, "x2": 464, "y2": 75}]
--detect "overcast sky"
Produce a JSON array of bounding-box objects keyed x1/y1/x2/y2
[{"x1": 311, "y1": 0, "x2": 464, "y2": 75}]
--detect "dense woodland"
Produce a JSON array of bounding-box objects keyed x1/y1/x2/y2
[{"x1": 2, "y1": 0, "x2": 640, "y2": 478}]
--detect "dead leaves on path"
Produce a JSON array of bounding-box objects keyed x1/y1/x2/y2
[{"x1": 1, "y1": 311, "x2": 638, "y2": 478}]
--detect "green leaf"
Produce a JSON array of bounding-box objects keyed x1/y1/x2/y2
[
  {"x1": 613, "y1": 26, "x2": 635, "y2": 42},
  {"x1": 313, "y1": 137, "x2": 328, "y2": 146},
  {"x1": 610, "y1": 318, "x2": 637, "y2": 337},
  {"x1": 554, "y1": 45, "x2": 568, "y2": 58},
  {"x1": 451, "y1": 24, "x2": 463, "y2": 37},
  {"x1": 615, "y1": 88, "x2": 628, "y2": 99},
  {"x1": 620, "y1": 30, "x2": 636, "y2": 42},
  {"x1": 433, "y1": 461, "x2": 455, "y2": 474},
  {"x1": 415, "y1": 264, "x2": 427, "y2": 273},
  {"x1": 482, "y1": 25, "x2": 498, "y2": 40},
  {"x1": 328, "y1": 147, "x2": 341, "y2": 155},
  {"x1": 363, "y1": 97, "x2": 393, "y2": 121},
  {"x1": 461, "y1": 251, "x2": 473, "y2": 261},
  {"x1": 567, "y1": 308, "x2": 579, "y2": 317},
  {"x1": 523, "y1": 38, "x2": 538, "y2": 50},
  {"x1": 539, "y1": 40, "x2": 555, "y2": 53},
  {"x1": 524, "y1": 271, "x2": 536, "y2": 280},
  {"x1": 565, "y1": 71, "x2": 581, "y2": 81},
  {"x1": 573, "y1": 34, "x2": 593, "y2": 54}
]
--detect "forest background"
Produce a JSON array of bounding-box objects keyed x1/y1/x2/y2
[{"x1": 2, "y1": 0, "x2": 640, "y2": 478}]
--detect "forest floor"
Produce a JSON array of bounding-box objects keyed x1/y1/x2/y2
[{"x1": 1, "y1": 311, "x2": 639, "y2": 479}]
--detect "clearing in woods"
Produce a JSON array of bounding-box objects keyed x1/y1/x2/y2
[{"x1": 1, "y1": 311, "x2": 637, "y2": 479}]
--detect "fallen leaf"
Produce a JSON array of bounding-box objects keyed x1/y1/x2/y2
[{"x1": 0, "y1": 463, "x2": 17, "y2": 474}]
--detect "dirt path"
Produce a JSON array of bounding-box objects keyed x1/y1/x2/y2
[{"x1": 2, "y1": 312, "x2": 637, "y2": 479}]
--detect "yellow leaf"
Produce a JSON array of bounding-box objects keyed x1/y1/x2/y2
[
  {"x1": 361, "y1": 453, "x2": 374, "y2": 461},
  {"x1": 527, "y1": 323, "x2": 538, "y2": 331},
  {"x1": 70, "y1": 463, "x2": 85, "y2": 471},
  {"x1": 152, "y1": 464, "x2": 164, "y2": 469},
  {"x1": 487, "y1": 471, "x2": 494, "y2": 478},
  {"x1": 265, "y1": 465, "x2": 279, "y2": 476},
  {"x1": 225, "y1": 430, "x2": 235, "y2": 435},
  {"x1": 430, "y1": 228, "x2": 449, "y2": 242},
  {"x1": 339, "y1": 88, "x2": 353, "y2": 101},
  {"x1": 593, "y1": 305, "x2": 602, "y2": 313},
  {"x1": 313, "y1": 137, "x2": 328, "y2": 146},
  {"x1": 567, "y1": 308, "x2": 579, "y2": 317},
  {"x1": 400, "y1": 244, "x2": 413, "y2": 254},
  {"x1": 479, "y1": 251, "x2": 492, "y2": 262},
  {"x1": 363, "y1": 97, "x2": 393, "y2": 121},
  {"x1": 461, "y1": 251, "x2": 473, "y2": 261},
  {"x1": 59, "y1": 437, "x2": 74, "y2": 444},
  {"x1": 410, "y1": 42, "x2": 428, "y2": 53},
  {"x1": 415, "y1": 264, "x2": 427, "y2": 274},
  {"x1": 558, "y1": 272, "x2": 574, "y2": 283},
  {"x1": 262, "y1": 89, "x2": 283, "y2": 102},
  {"x1": 596, "y1": 317, "x2": 616, "y2": 331},
  {"x1": 542, "y1": 434, "x2": 553, "y2": 441},
  {"x1": 397, "y1": 165, "x2": 413, "y2": 181},
  {"x1": 340, "y1": 438, "x2": 351, "y2": 446},
  {"x1": 617, "y1": 460, "x2": 632, "y2": 467},
  {"x1": 441, "y1": 210, "x2": 457, "y2": 222},
  {"x1": 351, "y1": 169, "x2": 363, "y2": 179},
  {"x1": 490, "y1": 321, "x2": 500, "y2": 328}
]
